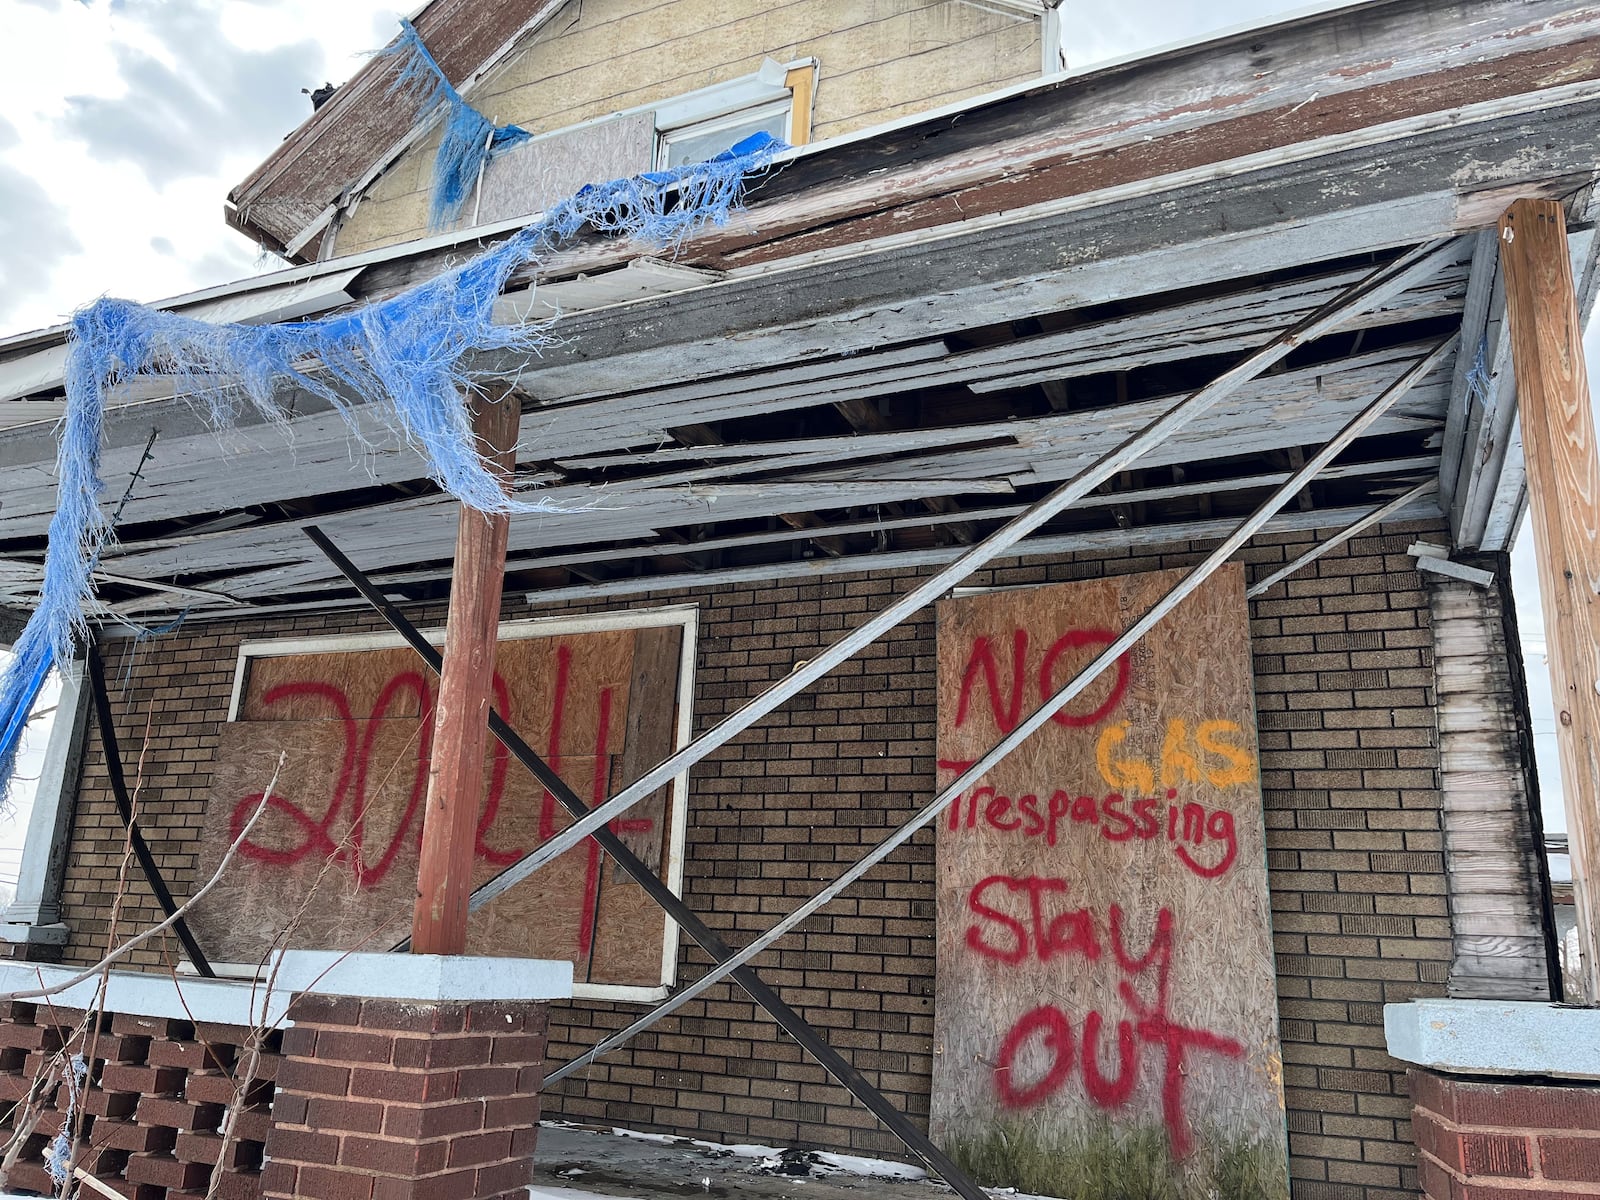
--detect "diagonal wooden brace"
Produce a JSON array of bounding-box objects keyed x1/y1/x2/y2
[{"x1": 302, "y1": 525, "x2": 994, "y2": 1200}]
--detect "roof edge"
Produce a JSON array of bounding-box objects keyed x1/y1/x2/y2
[{"x1": 227, "y1": 0, "x2": 572, "y2": 256}]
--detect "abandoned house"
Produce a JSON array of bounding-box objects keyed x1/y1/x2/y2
[{"x1": 0, "y1": 1, "x2": 1597, "y2": 1199}]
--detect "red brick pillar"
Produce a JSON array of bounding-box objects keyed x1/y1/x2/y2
[
  {"x1": 1410, "y1": 1069, "x2": 1600, "y2": 1200},
  {"x1": 262, "y1": 994, "x2": 550, "y2": 1200}
]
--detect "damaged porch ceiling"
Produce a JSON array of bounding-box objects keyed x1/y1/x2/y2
[
  {"x1": 0, "y1": 237, "x2": 1477, "y2": 616},
  {"x1": 1, "y1": 0, "x2": 1598, "y2": 621}
]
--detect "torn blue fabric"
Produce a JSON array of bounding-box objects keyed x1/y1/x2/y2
[
  {"x1": 0, "y1": 644, "x2": 52, "y2": 806},
  {"x1": 0, "y1": 131, "x2": 785, "y2": 804},
  {"x1": 382, "y1": 18, "x2": 533, "y2": 229}
]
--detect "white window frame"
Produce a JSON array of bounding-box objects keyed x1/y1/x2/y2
[
  {"x1": 650, "y1": 57, "x2": 812, "y2": 168},
  {"x1": 656, "y1": 98, "x2": 795, "y2": 170},
  {"x1": 217, "y1": 603, "x2": 699, "y2": 1003}
]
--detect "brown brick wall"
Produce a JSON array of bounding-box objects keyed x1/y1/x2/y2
[
  {"x1": 0, "y1": 1000, "x2": 279, "y2": 1199},
  {"x1": 1410, "y1": 1069, "x2": 1600, "y2": 1200},
  {"x1": 263, "y1": 995, "x2": 548, "y2": 1200},
  {"x1": 54, "y1": 518, "x2": 1458, "y2": 1198}
]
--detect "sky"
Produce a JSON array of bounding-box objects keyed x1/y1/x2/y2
[
  {"x1": 0, "y1": 0, "x2": 405, "y2": 334},
  {"x1": 0, "y1": 0, "x2": 1581, "y2": 879},
  {"x1": 0, "y1": 0, "x2": 1352, "y2": 335}
]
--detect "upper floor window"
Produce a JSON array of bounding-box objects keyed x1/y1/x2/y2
[
  {"x1": 432, "y1": 59, "x2": 815, "y2": 232},
  {"x1": 653, "y1": 58, "x2": 813, "y2": 168},
  {"x1": 658, "y1": 98, "x2": 793, "y2": 169}
]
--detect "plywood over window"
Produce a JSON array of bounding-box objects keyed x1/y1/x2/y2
[
  {"x1": 930, "y1": 566, "x2": 1288, "y2": 1195},
  {"x1": 191, "y1": 606, "x2": 695, "y2": 1000}
]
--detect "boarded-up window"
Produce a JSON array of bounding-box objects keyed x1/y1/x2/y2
[
  {"x1": 476, "y1": 112, "x2": 655, "y2": 226},
  {"x1": 931, "y1": 566, "x2": 1288, "y2": 1196},
  {"x1": 193, "y1": 607, "x2": 694, "y2": 1000}
]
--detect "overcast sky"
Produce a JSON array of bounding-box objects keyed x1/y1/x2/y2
[
  {"x1": 0, "y1": 0, "x2": 404, "y2": 334},
  {"x1": 0, "y1": 0, "x2": 1577, "y2": 870}
]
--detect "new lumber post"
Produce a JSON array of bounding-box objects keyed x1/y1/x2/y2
[
  {"x1": 1499, "y1": 197, "x2": 1600, "y2": 1002},
  {"x1": 411, "y1": 389, "x2": 520, "y2": 954}
]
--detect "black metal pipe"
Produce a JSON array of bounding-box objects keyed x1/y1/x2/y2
[
  {"x1": 302, "y1": 524, "x2": 985, "y2": 1200},
  {"x1": 85, "y1": 644, "x2": 215, "y2": 978}
]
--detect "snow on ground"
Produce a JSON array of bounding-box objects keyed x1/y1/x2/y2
[
  {"x1": 531, "y1": 1121, "x2": 1072, "y2": 1199},
  {"x1": 590, "y1": 1124, "x2": 928, "y2": 1180}
]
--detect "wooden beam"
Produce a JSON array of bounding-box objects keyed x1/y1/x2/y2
[
  {"x1": 410, "y1": 391, "x2": 520, "y2": 955},
  {"x1": 830, "y1": 395, "x2": 976, "y2": 540},
  {"x1": 1499, "y1": 197, "x2": 1600, "y2": 1002},
  {"x1": 784, "y1": 63, "x2": 816, "y2": 148},
  {"x1": 776, "y1": 510, "x2": 846, "y2": 556}
]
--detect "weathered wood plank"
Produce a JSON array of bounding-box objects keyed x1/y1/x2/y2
[
  {"x1": 1500, "y1": 197, "x2": 1600, "y2": 1002},
  {"x1": 412, "y1": 394, "x2": 519, "y2": 955},
  {"x1": 1427, "y1": 570, "x2": 1553, "y2": 1000}
]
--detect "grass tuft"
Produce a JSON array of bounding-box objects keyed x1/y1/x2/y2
[{"x1": 944, "y1": 1119, "x2": 1287, "y2": 1200}]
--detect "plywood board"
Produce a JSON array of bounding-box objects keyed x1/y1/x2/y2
[
  {"x1": 931, "y1": 566, "x2": 1287, "y2": 1196},
  {"x1": 476, "y1": 111, "x2": 655, "y2": 226},
  {"x1": 192, "y1": 624, "x2": 688, "y2": 990},
  {"x1": 239, "y1": 648, "x2": 429, "y2": 721}
]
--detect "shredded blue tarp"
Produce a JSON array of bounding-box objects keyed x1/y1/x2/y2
[
  {"x1": 0, "y1": 130, "x2": 785, "y2": 802},
  {"x1": 383, "y1": 18, "x2": 534, "y2": 229},
  {"x1": 0, "y1": 647, "x2": 52, "y2": 803},
  {"x1": 43, "y1": 1054, "x2": 86, "y2": 1185}
]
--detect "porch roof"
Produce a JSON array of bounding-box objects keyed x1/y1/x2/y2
[{"x1": 2, "y1": 0, "x2": 1599, "y2": 622}]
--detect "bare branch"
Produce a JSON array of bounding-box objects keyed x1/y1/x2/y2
[{"x1": 0, "y1": 753, "x2": 284, "y2": 1003}]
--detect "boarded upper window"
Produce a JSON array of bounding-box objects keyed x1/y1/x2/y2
[
  {"x1": 457, "y1": 62, "x2": 810, "y2": 228},
  {"x1": 192, "y1": 606, "x2": 696, "y2": 1001},
  {"x1": 475, "y1": 111, "x2": 657, "y2": 227}
]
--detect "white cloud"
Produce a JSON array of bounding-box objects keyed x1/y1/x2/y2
[{"x1": 0, "y1": 0, "x2": 401, "y2": 334}]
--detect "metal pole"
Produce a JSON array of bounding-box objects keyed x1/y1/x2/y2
[
  {"x1": 464, "y1": 240, "x2": 1460, "y2": 911},
  {"x1": 300, "y1": 526, "x2": 993, "y2": 1200},
  {"x1": 84, "y1": 645, "x2": 215, "y2": 977},
  {"x1": 1247, "y1": 477, "x2": 1439, "y2": 598},
  {"x1": 547, "y1": 337, "x2": 1454, "y2": 1082}
]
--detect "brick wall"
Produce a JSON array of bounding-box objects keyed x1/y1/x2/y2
[
  {"x1": 54, "y1": 518, "x2": 1457, "y2": 1198},
  {"x1": 1410, "y1": 1069, "x2": 1600, "y2": 1199},
  {"x1": 263, "y1": 995, "x2": 548, "y2": 1200},
  {"x1": 0, "y1": 999, "x2": 279, "y2": 1198}
]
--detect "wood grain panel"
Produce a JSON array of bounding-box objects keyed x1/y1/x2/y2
[
  {"x1": 931, "y1": 566, "x2": 1286, "y2": 1195},
  {"x1": 1427, "y1": 573, "x2": 1552, "y2": 1000},
  {"x1": 240, "y1": 648, "x2": 429, "y2": 721},
  {"x1": 198, "y1": 621, "x2": 687, "y2": 988},
  {"x1": 612, "y1": 623, "x2": 682, "y2": 876}
]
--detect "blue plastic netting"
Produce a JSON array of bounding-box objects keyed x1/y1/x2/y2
[
  {"x1": 382, "y1": 18, "x2": 533, "y2": 229},
  {"x1": 0, "y1": 131, "x2": 785, "y2": 801}
]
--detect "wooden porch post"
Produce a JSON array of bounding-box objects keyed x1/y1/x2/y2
[
  {"x1": 1499, "y1": 197, "x2": 1600, "y2": 1002},
  {"x1": 411, "y1": 390, "x2": 520, "y2": 955}
]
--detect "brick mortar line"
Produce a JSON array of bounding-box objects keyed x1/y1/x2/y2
[
  {"x1": 1422, "y1": 1146, "x2": 1600, "y2": 1196},
  {"x1": 275, "y1": 1126, "x2": 520, "y2": 1146},
  {"x1": 1416, "y1": 1103, "x2": 1600, "y2": 1143}
]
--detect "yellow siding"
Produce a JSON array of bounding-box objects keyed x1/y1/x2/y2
[{"x1": 334, "y1": 0, "x2": 1040, "y2": 255}]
